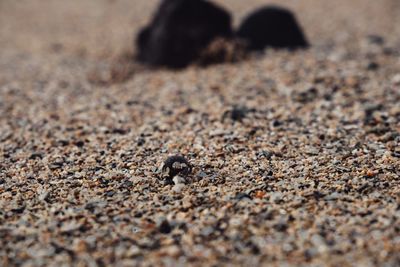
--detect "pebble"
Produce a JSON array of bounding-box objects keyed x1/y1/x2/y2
[
  {"x1": 172, "y1": 183, "x2": 186, "y2": 193},
  {"x1": 391, "y1": 74, "x2": 400, "y2": 85},
  {"x1": 157, "y1": 219, "x2": 172, "y2": 234},
  {"x1": 172, "y1": 175, "x2": 186, "y2": 185}
]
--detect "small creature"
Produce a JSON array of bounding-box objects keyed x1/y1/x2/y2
[
  {"x1": 161, "y1": 155, "x2": 192, "y2": 182},
  {"x1": 222, "y1": 105, "x2": 254, "y2": 122}
]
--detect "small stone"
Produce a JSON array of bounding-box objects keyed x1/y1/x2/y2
[
  {"x1": 271, "y1": 120, "x2": 282, "y2": 127},
  {"x1": 367, "y1": 35, "x2": 385, "y2": 45},
  {"x1": 75, "y1": 140, "x2": 85, "y2": 147},
  {"x1": 172, "y1": 175, "x2": 186, "y2": 185},
  {"x1": 273, "y1": 222, "x2": 288, "y2": 232},
  {"x1": 292, "y1": 87, "x2": 318, "y2": 103},
  {"x1": 136, "y1": 137, "x2": 145, "y2": 146},
  {"x1": 229, "y1": 106, "x2": 247, "y2": 122},
  {"x1": 127, "y1": 245, "x2": 142, "y2": 257},
  {"x1": 223, "y1": 106, "x2": 252, "y2": 122},
  {"x1": 209, "y1": 129, "x2": 226, "y2": 137},
  {"x1": 172, "y1": 183, "x2": 185, "y2": 193},
  {"x1": 122, "y1": 180, "x2": 133, "y2": 188},
  {"x1": 49, "y1": 160, "x2": 63, "y2": 170},
  {"x1": 104, "y1": 191, "x2": 115, "y2": 197},
  {"x1": 254, "y1": 191, "x2": 266, "y2": 199},
  {"x1": 196, "y1": 171, "x2": 208, "y2": 180},
  {"x1": 157, "y1": 219, "x2": 172, "y2": 234},
  {"x1": 366, "y1": 62, "x2": 379, "y2": 71},
  {"x1": 391, "y1": 74, "x2": 400, "y2": 85},
  {"x1": 29, "y1": 152, "x2": 44, "y2": 160},
  {"x1": 164, "y1": 245, "x2": 181, "y2": 257},
  {"x1": 58, "y1": 140, "x2": 69, "y2": 146},
  {"x1": 270, "y1": 192, "x2": 283, "y2": 203},
  {"x1": 234, "y1": 193, "x2": 252, "y2": 201},
  {"x1": 11, "y1": 206, "x2": 25, "y2": 214},
  {"x1": 392, "y1": 151, "x2": 400, "y2": 158}
]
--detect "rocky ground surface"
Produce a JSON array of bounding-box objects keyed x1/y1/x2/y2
[{"x1": 1, "y1": 0, "x2": 400, "y2": 266}]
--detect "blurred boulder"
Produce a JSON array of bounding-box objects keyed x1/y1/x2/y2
[
  {"x1": 136, "y1": 0, "x2": 232, "y2": 69},
  {"x1": 237, "y1": 6, "x2": 309, "y2": 51}
]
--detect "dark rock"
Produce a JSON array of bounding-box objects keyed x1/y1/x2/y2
[
  {"x1": 292, "y1": 87, "x2": 318, "y2": 103},
  {"x1": 75, "y1": 140, "x2": 85, "y2": 147},
  {"x1": 58, "y1": 140, "x2": 69, "y2": 146},
  {"x1": 273, "y1": 222, "x2": 288, "y2": 232},
  {"x1": 392, "y1": 151, "x2": 400, "y2": 158},
  {"x1": 363, "y1": 104, "x2": 384, "y2": 125},
  {"x1": 257, "y1": 150, "x2": 273, "y2": 159},
  {"x1": 366, "y1": 62, "x2": 379, "y2": 71},
  {"x1": 134, "y1": 211, "x2": 143, "y2": 218},
  {"x1": 222, "y1": 106, "x2": 253, "y2": 122},
  {"x1": 11, "y1": 206, "x2": 25, "y2": 214},
  {"x1": 271, "y1": 120, "x2": 282, "y2": 127},
  {"x1": 104, "y1": 191, "x2": 115, "y2": 197},
  {"x1": 51, "y1": 242, "x2": 75, "y2": 257},
  {"x1": 49, "y1": 162, "x2": 63, "y2": 170},
  {"x1": 312, "y1": 190, "x2": 325, "y2": 199},
  {"x1": 85, "y1": 202, "x2": 97, "y2": 213},
  {"x1": 29, "y1": 152, "x2": 44, "y2": 160},
  {"x1": 136, "y1": 0, "x2": 233, "y2": 68},
  {"x1": 158, "y1": 219, "x2": 172, "y2": 234},
  {"x1": 367, "y1": 35, "x2": 385, "y2": 45},
  {"x1": 383, "y1": 47, "x2": 399, "y2": 56},
  {"x1": 234, "y1": 192, "x2": 252, "y2": 200},
  {"x1": 246, "y1": 241, "x2": 261, "y2": 255},
  {"x1": 248, "y1": 127, "x2": 259, "y2": 136},
  {"x1": 136, "y1": 137, "x2": 145, "y2": 146},
  {"x1": 237, "y1": 6, "x2": 309, "y2": 51},
  {"x1": 122, "y1": 180, "x2": 133, "y2": 188},
  {"x1": 230, "y1": 106, "x2": 247, "y2": 121},
  {"x1": 112, "y1": 128, "x2": 128, "y2": 135}
]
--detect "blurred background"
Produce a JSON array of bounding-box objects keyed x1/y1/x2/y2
[{"x1": 1, "y1": 0, "x2": 399, "y2": 60}]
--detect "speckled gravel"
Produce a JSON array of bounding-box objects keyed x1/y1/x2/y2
[{"x1": 1, "y1": 1, "x2": 400, "y2": 266}]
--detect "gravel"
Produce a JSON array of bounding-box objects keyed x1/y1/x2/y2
[{"x1": 1, "y1": 0, "x2": 400, "y2": 266}]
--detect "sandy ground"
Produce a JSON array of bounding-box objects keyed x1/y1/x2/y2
[{"x1": 1, "y1": 0, "x2": 400, "y2": 266}]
